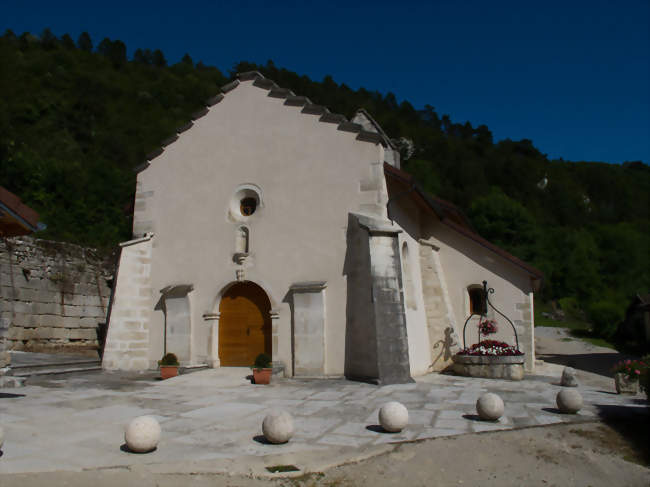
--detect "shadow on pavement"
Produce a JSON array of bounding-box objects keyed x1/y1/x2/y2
[
  {"x1": 594, "y1": 403, "x2": 650, "y2": 466},
  {"x1": 0, "y1": 392, "x2": 26, "y2": 398},
  {"x1": 538, "y1": 353, "x2": 622, "y2": 378}
]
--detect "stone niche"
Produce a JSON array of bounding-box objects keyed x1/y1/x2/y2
[
  {"x1": 290, "y1": 282, "x2": 326, "y2": 376},
  {"x1": 160, "y1": 284, "x2": 193, "y2": 363},
  {"x1": 451, "y1": 354, "x2": 525, "y2": 381}
]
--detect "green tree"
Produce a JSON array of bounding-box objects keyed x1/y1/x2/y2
[
  {"x1": 468, "y1": 187, "x2": 539, "y2": 260},
  {"x1": 152, "y1": 49, "x2": 166, "y2": 67},
  {"x1": 77, "y1": 31, "x2": 92, "y2": 51}
]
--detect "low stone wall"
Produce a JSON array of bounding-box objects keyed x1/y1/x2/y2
[
  {"x1": 451, "y1": 354, "x2": 525, "y2": 381},
  {"x1": 0, "y1": 237, "x2": 114, "y2": 356}
]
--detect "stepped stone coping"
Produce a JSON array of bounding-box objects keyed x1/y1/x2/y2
[
  {"x1": 161, "y1": 134, "x2": 179, "y2": 147},
  {"x1": 337, "y1": 121, "x2": 363, "y2": 133},
  {"x1": 357, "y1": 130, "x2": 384, "y2": 144},
  {"x1": 319, "y1": 112, "x2": 347, "y2": 124},
  {"x1": 176, "y1": 121, "x2": 194, "y2": 133},
  {"x1": 252, "y1": 77, "x2": 278, "y2": 89},
  {"x1": 284, "y1": 95, "x2": 311, "y2": 107},
  {"x1": 301, "y1": 104, "x2": 328, "y2": 115},
  {"x1": 268, "y1": 87, "x2": 294, "y2": 98},
  {"x1": 191, "y1": 106, "x2": 209, "y2": 120},
  {"x1": 137, "y1": 70, "x2": 391, "y2": 172},
  {"x1": 206, "y1": 94, "x2": 224, "y2": 106},
  {"x1": 237, "y1": 70, "x2": 264, "y2": 81},
  {"x1": 220, "y1": 79, "x2": 240, "y2": 93},
  {"x1": 145, "y1": 147, "x2": 164, "y2": 161}
]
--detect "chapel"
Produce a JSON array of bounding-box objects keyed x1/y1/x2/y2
[{"x1": 102, "y1": 71, "x2": 542, "y2": 383}]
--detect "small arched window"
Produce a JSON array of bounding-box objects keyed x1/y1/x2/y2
[{"x1": 468, "y1": 285, "x2": 486, "y2": 315}]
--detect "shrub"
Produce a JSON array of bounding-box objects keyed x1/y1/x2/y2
[
  {"x1": 587, "y1": 300, "x2": 623, "y2": 339},
  {"x1": 158, "y1": 352, "x2": 179, "y2": 366},
  {"x1": 558, "y1": 296, "x2": 582, "y2": 319},
  {"x1": 253, "y1": 353, "x2": 272, "y2": 369}
]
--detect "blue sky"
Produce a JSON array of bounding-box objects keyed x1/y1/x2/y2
[{"x1": 3, "y1": 0, "x2": 649, "y2": 164}]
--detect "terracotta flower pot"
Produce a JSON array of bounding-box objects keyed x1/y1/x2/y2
[
  {"x1": 253, "y1": 368, "x2": 272, "y2": 384},
  {"x1": 160, "y1": 365, "x2": 179, "y2": 380},
  {"x1": 614, "y1": 372, "x2": 639, "y2": 394}
]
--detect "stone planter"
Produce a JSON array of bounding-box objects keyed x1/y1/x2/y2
[
  {"x1": 452, "y1": 354, "x2": 525, "y2": 381},
  {"x1": 614, "y1": 373, "x2": 639, "y2": 394}
]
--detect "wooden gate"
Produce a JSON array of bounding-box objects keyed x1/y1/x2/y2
[{"x1": 218, "y1": 282, "x2": 271, "y2": 366}]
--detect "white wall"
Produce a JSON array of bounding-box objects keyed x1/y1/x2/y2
[
  {"x1": 422, "y1": 221, "x2": 536, "y2": 369},
  {"x1": 132, "y1": 80, "x2": 386, "y2": 373}
]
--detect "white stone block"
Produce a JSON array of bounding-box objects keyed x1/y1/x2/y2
[
  {"x1": 124, "y1": 415, "x2": 160, "y2": 452},
  {"x1": 556, "y1": 389, "x2": 583, "y2": 414},
  {"x1": 262, "y1": 410, "x2": 294, "y2": 444},
  {"x1": 476, "y1": 393, "x2": 504, "y2": 421},
  {"x1": 561, "y1": 367, "x2": 579, "y2": 387},
  {"x1": 379, "y1": 401, "x2": 409, "y2": 432}
]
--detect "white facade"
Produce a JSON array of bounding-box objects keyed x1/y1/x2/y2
[{"x1": 103, "y1": 72, "x2": 541, "y2": 381}]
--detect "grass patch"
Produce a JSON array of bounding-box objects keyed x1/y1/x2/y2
[{"x1": 535, "y1": 299, "x2": 617, "y2": 350}]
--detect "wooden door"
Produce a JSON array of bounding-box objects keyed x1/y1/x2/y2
[{"x1": 218, "y1": 282, "x2": 271, "y2": 366}]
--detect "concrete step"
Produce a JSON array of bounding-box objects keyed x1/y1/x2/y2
[{"x1": 11, "y1": 360, "x2": 102, "y2": 377}]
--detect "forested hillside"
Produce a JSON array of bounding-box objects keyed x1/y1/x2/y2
[{"x1": 1, "y1": 29, "x2": 648, "y2": 338}]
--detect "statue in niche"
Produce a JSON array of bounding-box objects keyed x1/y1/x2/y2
[{"x1": 234, "y1": 226, "x2": 249, "y2": 264}]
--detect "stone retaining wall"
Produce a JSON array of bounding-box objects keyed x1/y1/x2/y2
[{"x1": 0, "y1": 237, "x2": 114, "y2": 355}]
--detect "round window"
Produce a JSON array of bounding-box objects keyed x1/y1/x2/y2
[
  {"x1": 229, "y1": 184, "x2": 263, "y2": 222},
  {"x1": 240, "y1": 197, "x2": 257, "y2": 216}
]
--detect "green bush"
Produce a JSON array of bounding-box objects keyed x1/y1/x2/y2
[
  {"x1": 253, "y1": 353, "x2": 272, "y2": 369},
  {"x1": 587, "y1": 300, "x2": 623, "y2": 339},
  {"x1": 158, "y1": 352, "x2": 179, "y2": 366},
  {"x1": 558, "y1": 297, "x2": 582, "y2": 319}
]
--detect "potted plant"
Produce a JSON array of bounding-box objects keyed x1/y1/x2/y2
[
  {"x1": 158, "y1": 352, "x2": 180, "y2": 379},
  {"x1": 612, "y1": 359, "x2": 645, "y2": 394},
  {"x1": 640, "y1": 355, "x2": 650, "y2": 401},
  {"x1": 252, "y1": 353, "x2": 272, "y2": 385}
]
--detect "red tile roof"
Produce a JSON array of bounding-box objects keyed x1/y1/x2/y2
[{"x1": 0, "y1": 186, "x2": 40, "y2": 236}]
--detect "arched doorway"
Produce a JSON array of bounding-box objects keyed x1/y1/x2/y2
[{"x1": 218, "y1": 281, "x2": 272, "y2": 366}]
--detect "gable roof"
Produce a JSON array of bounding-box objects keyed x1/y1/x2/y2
[
  {"x1": 0, "y1": 186, "x2": 40, "y2": 236},
  {"x1": 136, "y1": 71, "x2": 390, "y2": 174},
  {"x1": 384, "y1": 164, "x2": 544, "y2": 281}
]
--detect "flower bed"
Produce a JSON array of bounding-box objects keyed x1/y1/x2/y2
[
  {"x1": 457, "y1": 340, "x2": 524, "y2": 357},
  {"x1": 453, "y1": 340, "x2": 525, "y2": 380}
]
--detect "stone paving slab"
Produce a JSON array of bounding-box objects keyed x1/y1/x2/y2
[{"x1": 0, "y1": 366, "x2": 647, "y2": 475}]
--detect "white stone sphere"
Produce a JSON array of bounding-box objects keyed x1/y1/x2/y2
[
  {"x1": 262, "y1": 410, "x2": 294, "y2": 444},
  {"x1": 561, "y1": 367, "x2": 579, "y2": 387},
  {"x1": 124, "y1": 415, "x2": 161, "y2": 453},
  {"x1": 0, "y1": 425, "x2": 4, "y2": 450},
  {"x1": 556, "y1": 389, "x2": 583, "y2": 414},
  {"x1": 476, "y1": 393, "x2": 504, "y2": 421},
  {"x1": 378, "y1": 401, "x2": 409, "y2": 432}
]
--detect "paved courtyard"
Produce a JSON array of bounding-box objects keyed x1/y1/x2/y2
[{"x1": 0, "y1": 364, "x2": 646, "y2": 477}]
